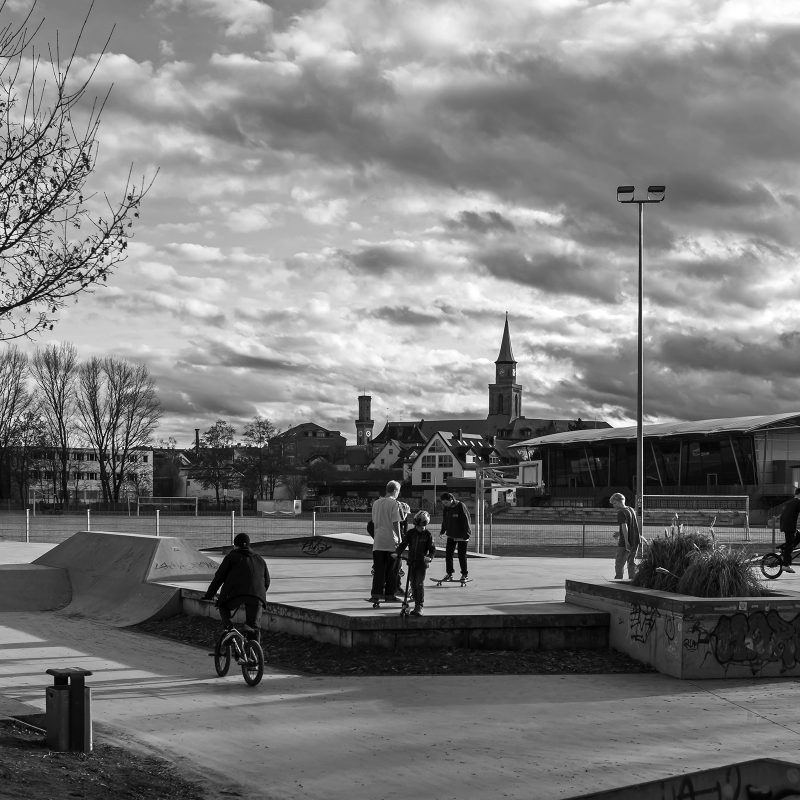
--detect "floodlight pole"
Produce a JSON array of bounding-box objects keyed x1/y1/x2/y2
[{"x1": 617, "y1": 186, "x2": 666, "y2": 533}]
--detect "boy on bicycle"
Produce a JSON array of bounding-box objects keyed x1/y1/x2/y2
[
  {"x1": 780, "y1": 488, "x2": 800, "y2": 573},
  {"x1": 202, "y1": 532, "x2": 271, "y2": 640}
]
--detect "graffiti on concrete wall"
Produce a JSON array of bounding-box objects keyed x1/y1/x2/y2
[
  {"x1": 684, "y1": 610, "x2": 800, "y2": 674},
  {"x1": 301, "y1": 539, "x2": 333, "y2": 556},
  {"x1": 629, "y1": 601, "x2": 660, "y2": 643}
]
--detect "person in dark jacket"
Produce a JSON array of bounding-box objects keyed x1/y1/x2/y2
[
  {"x1": 438, "y1": 492, "x2": 472, "y2": 582},
  {"x1": 393, "y1": 510, "x2": 436, "y2": 615},
  {"x1": 780, "y1": 487, "x2": 800, "y2": 572},
  {"x1": 202, "y1": 532, "x2": 270, "y2": 641}
]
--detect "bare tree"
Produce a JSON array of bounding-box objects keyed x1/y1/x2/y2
[
  {"x1": 240, "y1": 415, "x2": 278, "y2": 500},
  {"x1": 30, "y1": 341, "x2": 78, "y2": 505},
  {"x1": 76, "y1": 355, "x2": 161, "y2": 501},
  {"x1": 0, "y1": 343, "x2": 28, "y2": 497},
  {"x1": 189, "y1": 420, "x2": 239, "y2": 509},
  {"x1": 8, "y1": 403, "x2": 46, "y2": 505},
  {"x1": 0, "y1": 3, "x2": 156, "y2": 340}
]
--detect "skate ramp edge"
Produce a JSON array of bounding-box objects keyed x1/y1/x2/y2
[
  {"x1": 32, "y1": 530, "x2": 219, "y2": 626},
  {"x1": 0, "y1": 564, "x2": 71, "y2": 611}
]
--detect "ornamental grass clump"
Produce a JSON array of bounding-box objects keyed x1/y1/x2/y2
[
  {"x1": 633, "y1": 526, "x2": 767, "y2": 597},
  {"x1": 632, "y1": 529, "x2": 714, "y2": 592},
  {"x1": 676, "y1": 547, "x2": 765, "y2": 598}
]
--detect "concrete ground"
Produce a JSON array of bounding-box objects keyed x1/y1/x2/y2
[{"x1": 1, "y1": 540, "x2": 800, "y2": 800}]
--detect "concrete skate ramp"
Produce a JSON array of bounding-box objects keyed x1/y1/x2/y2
[
  {"x1": 0, "y1": 564, "x2": 71, "y2": 611},
  {"x1": 34, "y1": 530, "x2": 219, "y2": 626}
]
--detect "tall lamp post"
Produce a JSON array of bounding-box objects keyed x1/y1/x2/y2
[{"x1": 616, "y1": 185, "x2": 666, "y2": 532}]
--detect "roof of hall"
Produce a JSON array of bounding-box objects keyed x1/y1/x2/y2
[{"x1": 512, "y1": 412, "x2": 800, "y2": 448}]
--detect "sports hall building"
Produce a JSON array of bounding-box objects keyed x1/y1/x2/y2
[{"x1": 512, "y1": 412, "x2": 800, "y2": 519}]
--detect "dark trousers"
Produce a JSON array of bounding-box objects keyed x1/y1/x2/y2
[
  {"x1": 219, "y1": 598, "x2": 263, "y2": 642},
  {"x1": 782, "y1": 530, "x2": 798, "y2": 566},
  {"x1": 445, "y1": 538, "x2": 468, "y2": 576},
  {"x1": 371, "y1": 551, "x2": 397, "y2": 599},
  {"x1": 408, "y1": 563, "x2": 428, "y2": 606}
]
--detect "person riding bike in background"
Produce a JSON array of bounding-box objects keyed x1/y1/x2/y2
[
  {"x1": 202, "y1": 532, "x2": 270, "y2": 640},
  {"x1": 779, "y1": 487, "x2": 800, "y2": 573}
]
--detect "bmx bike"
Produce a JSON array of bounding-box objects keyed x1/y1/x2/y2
[
  {"x1": 760, "y1": 546, "x2": 800, "y2": 580},
  {"x1": 210, "y1": 623, "x2": 265, "y2": 687}
]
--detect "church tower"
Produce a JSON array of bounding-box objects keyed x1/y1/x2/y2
[
  {"x1": 355, "y1": 394, "x2": 374, "y2": 445},
  {"x1": 488, "y1": 314, "x2": 522, "y2": 419}
]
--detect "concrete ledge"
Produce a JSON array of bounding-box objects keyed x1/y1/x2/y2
[
  {"x1": 566, "y1": 579, "x2": 800, "y2": 678},
  {"x1": 181, "y1": 589, "x2": 609, "y2": 651}
]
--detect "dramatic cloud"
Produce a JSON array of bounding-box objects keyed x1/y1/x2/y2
[{"x1": 11, "y1": 0, "x2": 800, "y2": 445}]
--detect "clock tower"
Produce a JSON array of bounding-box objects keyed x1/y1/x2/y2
[
  {"x1": 488, "y1": 314, "x2": 522, "y2": 419},
  {"x1": 355, "y1": 393, "x2": 374, "y2": 446}
]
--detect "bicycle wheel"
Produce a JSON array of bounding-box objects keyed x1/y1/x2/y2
[
  {"x1": 761, "y1": 552, "x2": 783, "y2": 580},
  {"x1": 214, "y1": 634, "x2": 232, "y2": 676},
  {"x1": 241, "y1": 640, "x2": 264, "y2": 686}
]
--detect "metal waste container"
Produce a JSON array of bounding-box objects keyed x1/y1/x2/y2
[{"x1": 44, "y1": 668, "x2": 93, "y2": 752}]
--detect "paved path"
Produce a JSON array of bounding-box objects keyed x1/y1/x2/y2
[{"x1": 2, "y1": 540, "x2": 800, "y2": 799}]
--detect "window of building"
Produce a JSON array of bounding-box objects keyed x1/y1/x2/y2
[
  {"x1": 428, "y1": 439, "x2": 445, "y2": 453},
  {"x1": 442, "y1": 472, "x2": 453, "y2": 481},
  {"x1": 421, "y1": 472, "x2": 431, "y2": 483},
  {"x1": 422, "y1": 455, "x2": 436, "y2": 468},
  {"x1": 438, "y1": 455, "x2": 453, "y2": 468}
]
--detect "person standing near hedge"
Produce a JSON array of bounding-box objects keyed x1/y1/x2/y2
[
  {"x1": 779, "y1": 487, "x2": 800, "y2": 573},
  {"x1": 610, "y1": 492, "x2": 640, "y2": 580}
]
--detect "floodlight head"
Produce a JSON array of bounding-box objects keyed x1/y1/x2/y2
[
  {"x1": 616, "y1": 185, "x2": 635, "y2": 203},
  {"x1": 647, "y1": 185, "x2": 666, "y2": 202}
]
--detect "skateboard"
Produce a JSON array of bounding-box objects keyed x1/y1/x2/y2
[{"x1": 431, "y1": 576, "x2": 472, "y2": 587}]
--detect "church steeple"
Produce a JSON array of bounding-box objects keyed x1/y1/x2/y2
[
  {"x1": 355, "y1": 393, "x2": 374, "y2": 445},
  {"x1": 496, "y1": 312, "x2": 515, "y2": 364},
  {"x1": 488, "y1": 314, "x2": 522, "y2": 420}
]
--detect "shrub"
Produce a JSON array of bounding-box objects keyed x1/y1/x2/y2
[
  {"x1": 676, "y1": 547, "x2": 765, "y2": 598},
  {"x1": 632, "y1": 529, "x2": 714, "y2": 592},
  {"x1": 633, "y1": 529, "x2": 766, "y2": 597}
]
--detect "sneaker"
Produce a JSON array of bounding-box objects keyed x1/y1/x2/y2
[
  {"x1": 383, "y1": 596, "x2": 402, "y2": 603},
  {"x1": 437, "y1": 574, "x2": 454, "y2": 582},
  {"x1": 786, "y1": 566, "x2": 796, "y2": 573},
  {"x1": 410, "y1": 607, "x2": 423, "y2": 616},
  {"x1": 369, "y1": 596, "x2": 382, "y2": 604},
  {"x1": 459, "y1": 574, "x2": 469, "y2": 582}
]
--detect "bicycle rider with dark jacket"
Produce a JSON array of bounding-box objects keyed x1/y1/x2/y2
[
  {"x1": 202, "y1": 532, "x2": 270, "y2": 641},
  {"x1": 780, "y1": 488, "x2": 800, "y2": 573}
]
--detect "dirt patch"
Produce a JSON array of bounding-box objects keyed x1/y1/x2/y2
[
  {"x1": 133, "y1": 613, "x2": 655, "y2": 676},
  {"x1": 0, "y1": 717, "x2": 208, "y2": 800}
]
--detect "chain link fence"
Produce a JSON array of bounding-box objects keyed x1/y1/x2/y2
[{"x1": 0, "y1": 507, "x2": 780, "y2": 555}]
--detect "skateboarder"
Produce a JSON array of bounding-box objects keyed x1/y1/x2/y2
[
  {"x1": 369, "y1": 480, "x2": 403, "y2": 604},
  {"x1": 610, "y1": 492, "x2": 640, "y2": 580},
  {"x1": 438, "y1": 492, "x2": 472, "y2": 583},
  {"x1": 393, "y1": 510, "x2": 436, "y2": 615}
]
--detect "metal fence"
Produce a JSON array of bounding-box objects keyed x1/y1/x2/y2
[{"x1": 0, "y1": 508, "x2": 780, "y2": 556}]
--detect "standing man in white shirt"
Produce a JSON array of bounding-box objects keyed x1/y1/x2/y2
[{"x1": 370, "y1": 480, "x2": 403, "y2": 603}]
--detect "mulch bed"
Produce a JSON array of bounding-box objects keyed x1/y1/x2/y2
[{"x1": 133, "y1": 613, "x2": 655, "y2": 675}]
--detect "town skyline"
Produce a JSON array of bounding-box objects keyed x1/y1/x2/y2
[{"x1": 7, "y1": 1, "x2": 800, "y2": 446}]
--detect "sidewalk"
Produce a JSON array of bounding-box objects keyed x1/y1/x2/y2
[{"x1": 2, "y1": 541, "x2": 799, "y2": 799}]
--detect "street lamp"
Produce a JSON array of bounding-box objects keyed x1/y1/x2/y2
[{"x1": 616, "y1": 184, "x2": 666, "y2": 533}]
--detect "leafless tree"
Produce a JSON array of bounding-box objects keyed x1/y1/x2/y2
[
  {"x1": 0, "y1": 2, "x2": 156, "y2": 340},
  {"x1": 30, "y1": 341, "x2": 78, "y2": 505},
  {"x1": 0, "y1": 343, "x2": 29, "y2": 496},
  {"x1": 76, "y1": 355, "x2": 161, "y2": 501}
]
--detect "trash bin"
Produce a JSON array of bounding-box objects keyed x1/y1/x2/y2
[{"x1": 44, "y1": 668, "x2": 93, "y2": 752}]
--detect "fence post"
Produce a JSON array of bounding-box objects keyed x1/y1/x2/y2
[
  {"x1": 26, "y1": 508, "x2": 30, "y2": 544},
  {"x1": 231, "y1": 510, "x2": 235, "y2": 546},
  {"x1": 772, "y1": 518, "x2": 776, "y2": 548},
  {"x1": 581, "y1": 523, "x2": 586, "y2": 558},
  {"x1": 156, "y1": 509, "x2": 160, "y2": 538},
  {"x1": 488, "y1": 511, "x2": 493, "y2": 555},
  {"x1": 86, "y1": 509, "x2": 91, "y2": 532},
  {"x1": 312, "y1": 510, "x2": 316, "y2": 537}
]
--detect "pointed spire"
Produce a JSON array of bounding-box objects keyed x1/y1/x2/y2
[{"x1": 495, "y1": 312, "x2": 515, "y2": 363}]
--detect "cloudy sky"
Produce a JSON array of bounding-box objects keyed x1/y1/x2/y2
[{"x1": 9, "y1": 0, "x2": 800, "y2": 445}]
